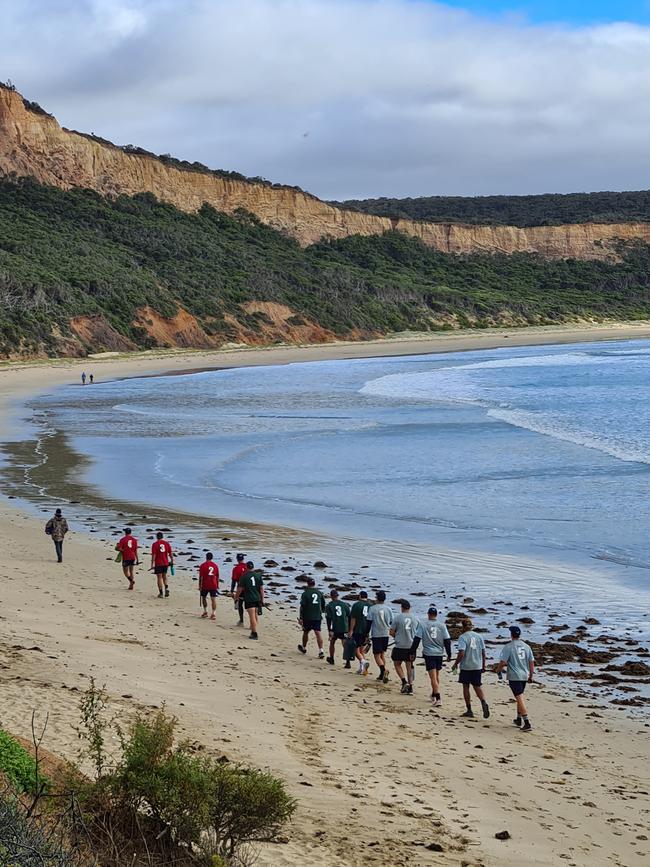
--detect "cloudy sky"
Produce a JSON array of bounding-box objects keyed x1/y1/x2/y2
[{"x1": 2, "y1": 0, "x2": 650, "y2": 200}]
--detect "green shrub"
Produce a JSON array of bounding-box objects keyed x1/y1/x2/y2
[{"x1": 0, "y1": 730, "x2": 48, "y2": 795}]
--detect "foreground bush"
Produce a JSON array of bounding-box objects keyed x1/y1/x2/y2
[
  {"x1": 0, "y1": 792, "x2": 75, "y2": 867},
  {"x1": 0, "y1": 730, "x2": 49, "y2": 795}
]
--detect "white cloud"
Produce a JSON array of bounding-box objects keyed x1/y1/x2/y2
[{"x1": 1, "y1": 0, "x2": 650, "y2": 199}]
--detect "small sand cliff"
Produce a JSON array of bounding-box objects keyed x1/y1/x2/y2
[{"x1": 3, "y1": 85, "x2": 650, "y2": 259}]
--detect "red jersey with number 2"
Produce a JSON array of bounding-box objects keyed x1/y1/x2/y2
[
  {"x1": 199, "y1": 561, "x2": 219, "y2": 591},
  {"x1": 152, "y1": 540, "x2": 172, "y2": 567}
]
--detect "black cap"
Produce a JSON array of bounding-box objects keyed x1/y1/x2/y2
[
  {"x1": 55, "y1": 508, "x2": 62, "y2": 515},
  {"x1": 236, "y1": 553, "x2": 245, "y2": 561},
  {"x1": 509, "y1": 625, "x2": 521, "y2": 638},
  {"x1": 359, "y1": 590, "x2": 368, "y2": 599},
  {"x1": 428, "y1": 606, "x2": 437, "y2": 615}
]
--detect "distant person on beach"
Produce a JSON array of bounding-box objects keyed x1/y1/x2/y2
[
  {"x1": 412, "y1": 606, "x2": 452, "y2": 706},
  {"x1": 234, "y1": 561, "x2": 264, "y2": 640},
  {"x1": 150, "y1": 531, "x2": 173, "y2": 598},
  {"x1": 390, "y1": 599, "x2": 419, "y2": 694},
  {"x1": 325, "y1": 589, "x2": 350, "y2": 665},
  {"x1": 231, "y1": 553, "x2": 248, "y2": 624},
  {"x1": 81, "y1": 371, "x2": 86, "y2": 385},
  {"x1": 298, "y1": 578, "x2": 326, "y2": 659},
  {"x1": 348, "y1": 591, "x2": 371, "y2": 675},
  {"x1": 116, "y1": 527, "x2": 138, "y2": 590},
  {"x1": 198, "y1": 552, "x2": 219, "y2": 621},
  {"x1": 45, "y1": 508, "x2": 68, "y2": 563},
  {"x1": 452, "y1": 618, "x2": 490, "y2": 719},
  {"x1": 496, "y1": 625, "x2": 535, "y2": 731},
  {"x1": 367, "y1": 590, "x2": 393, "y2": 683},
  {"x1": 89, "y1": 373, "x2": 94, "y2": 384}
]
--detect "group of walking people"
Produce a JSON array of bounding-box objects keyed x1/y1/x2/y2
[{"x1": 45, "y1": 511, "x2": 535, "y2": 729}]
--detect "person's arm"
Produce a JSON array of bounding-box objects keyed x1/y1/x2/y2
[
  {"x1": 482, "y1": 649, "x2": 487, "y2": 672},
  {"x1": 234, "y1": 579, "x2": 242, "y2": 603},
  {"x1": 259, "y1": 580, "x2": 264, "y2": 605},
  {"x1": 198, "y1": 567, "x2": 203, "y2": 593},
  {"x1": 349, "y1": 612, "x2": 357, "y2": 638},
  {"x1": 298, "y1": 594, "x2": 305, "y2": 625},
  {"x1": 452, "y1": 637, "x2": 465, "y2": 672},
  {"x1": 62, "y1": 519, "x2": 69, "y2": 535},
  {"x1": 444, "y1": 638, "x2": 452, "y2": 660},
  {"x1": 325, "y1": 605, "x2": 333, "y2": 633},
  {"x1": 528, "y1": 655, "x2": 535, "y2": 683},
  {"x1": 168, "y1": 543, "x2": 174, "y2": 565},
  {"x1": 320, "y1": 593, "x2": 326, "y2": 614},
  {"x1": 150, "y1": 547, "x2": 154, "y2": 569}
]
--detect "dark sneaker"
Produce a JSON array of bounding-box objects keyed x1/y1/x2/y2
[
  {"x1": 406, "y1": 684, "x2": 413, "y2": 695},
  {"x1": 382, "y1": 672, "x2": 389, "y2": 684},
  {"x1": 157, "y1": 592, "x2": 164, "y2": 599},
  {"x1": 298, "y1": 644, "x2": 306, "y2": 654},
  {"x1": 344, "y1": 661, "x2": 351, "y2": 669},
  {"x1": 461, "y1": 709, "x2": 474, "y2": 718},
  {"x1": 482, "y1": 701, "x2": 490, "y2": 719},
  {"x1": 513, "y1": 717, "x2": 522, "y2": 727},
  {"x1": 522, "y1": 720, "x2": 532, "y2": 732},
  {"x1": 400, "y1": 682, "x2": 409, "y2": 694},
  {"x1": 164, "y1": 588, "x2": 170, "y2": 598},
  {"x1": 326, "y1": 656, "x2": 335, "y2": 665},
  {"x1": 375, "y1": 673, "x2": 384, "y2": 682},
  {"x1": 250, "y1": 632, "x2": 258, "y2": 640}
]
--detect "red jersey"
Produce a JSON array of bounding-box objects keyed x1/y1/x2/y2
[
  {"x1": 151, "y1": 539, "x2": 173, "y2": 567},
  {"x1": 199, "y1": 561, "x2": 219, "y2": 591},
  {"x1": 231, "y1": 562, "x2": 247, "y2": 584},
  {"x1": 117, "y1": 535, "x2": 138, "y2": 560}
]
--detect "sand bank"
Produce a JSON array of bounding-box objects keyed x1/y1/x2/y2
[{"x1": 1, "y1": 325, "x2": 650, "y2": 865}]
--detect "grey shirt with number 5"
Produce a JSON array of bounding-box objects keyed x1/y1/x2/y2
[{"x1": 499, "y1": 639, "x2": 534, "y2": 681}]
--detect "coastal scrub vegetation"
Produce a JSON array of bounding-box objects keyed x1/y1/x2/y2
[
  {"x1": 0, "y1": 729, "x2": 49, "y2": 795},
  {"x1": 336, "y1": 190, "x2": 650, "y2": 226},
  {"x1": 3, "y1": 177, "x2": 650, "y2": 356},
  {"x1": 0, "y1": 681, "x2": 295, "y2": 866}
]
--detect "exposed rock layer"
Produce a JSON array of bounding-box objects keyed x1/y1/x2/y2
[{"x1": 3, "y1": 87, "x2": 650, "y2": 259}]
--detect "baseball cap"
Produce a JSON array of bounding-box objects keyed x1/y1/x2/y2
[
  {"x1": 509, "y1": 625, "x2": 521, "y2": 638},
  {"x1": 236, "y1": 553, "x2": 245, "y2": 561},
  {"x1": 428, "y1": 606, "x2": 437, "y2": 615}
]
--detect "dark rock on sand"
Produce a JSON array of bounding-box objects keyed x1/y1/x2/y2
[{"x1": 314, "y1": 561, "x2": 328, "y2": 569}]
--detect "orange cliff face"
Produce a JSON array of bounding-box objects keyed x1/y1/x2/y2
[{"x1": 2, "y1": 85, "x2": 650, "y2": 259}]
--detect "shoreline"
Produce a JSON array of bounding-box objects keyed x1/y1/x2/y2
[{"x1": 1, "y1": 325, "x2": 650, "y2": 864}]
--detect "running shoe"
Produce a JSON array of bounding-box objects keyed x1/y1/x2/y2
[
  {"x1": 405, "y1": 684, "x2": 413, "y2": 695},
  {"x1": 400, "y1": 683, "x2": 409, "y2": 694},
  {"x1": 362, "y1": 662, "x2": 370, "y2": 676},
  {"x1": 522, "y1": 720, "x2": 532, "y2": 732},
  {"x1": 298, "y1": 644, "x2": 306, "y2": 654},
  {"x1": 382, "y1": 672, "x2": 389, "y2": 684},
  {"x1": 481, "y1": 701, "x2": 490, "y2": 719},
  {"x1": 513, "y1": 717, "x2": 522, "y2": 727},
  {"x1": 326, "y1": 656, "x2": 335, "y2": 665},
  {"x1": 344, "y1": 661, "x2": 351, "y2": 669},
  {"x1": 164, "y1": 588, "x2": 170, "y2": 598},
  {"x1": 318, "y1": 651, "x2": 325, "y2": 660},
  {"x1": 461, "y1": 709, "x2": 474, "y2": 718}
]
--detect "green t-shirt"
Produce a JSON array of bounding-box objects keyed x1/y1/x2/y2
[
  {"x1": 240, "y1": 570, "x2": 264, "y2": 606},
  {"x1": 350, "y1": 600, "x2": 370, "y2": 636},
  {"x1": 325, "y1": 599, "x2": 350, "y2": 634},
  {"x1": 300, "y1": 588, "x2": 325, "y2": 621}
]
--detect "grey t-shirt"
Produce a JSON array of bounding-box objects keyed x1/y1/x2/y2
[
  {"x1": 416, "y1": 619, "x2": 450, "y2": 656},
  {"x1": 500, "y1": 639, "x2": 534, "y2": 681},
  {"x1": 367, "y1": 603, "x2": 393, "y2": 638},
  {"x1": 457, "y1": 630, "x2": 485, "y2": 670},
  {"x1": 392, "y1": 612, "x2": 419, "y2": 649}
]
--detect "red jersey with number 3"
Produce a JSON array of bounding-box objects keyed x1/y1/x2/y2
[
  {"x1": 199, "y1": 561, "x2": 220, "y2": 591},
  {"x1": 117, "y1": 535, "x2": 138, "y2": 560},
  {"x1": 152, "y1": 539, "x2": 172, "y2": 567}
]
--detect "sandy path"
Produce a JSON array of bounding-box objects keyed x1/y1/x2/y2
[{"x1": 0, "y1": 510, "x2": 648, "y2": 867}]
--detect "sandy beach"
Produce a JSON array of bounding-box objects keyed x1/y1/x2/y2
[{"x1": 1, "y1": 324, "x2": 650, "y2": 866}]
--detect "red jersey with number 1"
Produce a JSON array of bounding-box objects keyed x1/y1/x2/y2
[
  {"x1": 199, "y1": 561, "x2": 220, "y2": 592},
  {"x1": 231, "y1": 562, "x2": 247, "y2": 584},
  {"x1": 152, "y1": 539, "x2": 172, "y2": 567},
  {"x1": 117, "y1": 535, "x2": 138, "y2": 560}
]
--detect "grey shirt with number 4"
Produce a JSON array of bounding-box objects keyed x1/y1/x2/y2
[
  {"x1": 500, "y1": 639, "x2": 534, "y2": 682},
  {"x1": 457, "y1": 630, "x2": 485, "y2": 670},
  {"x1": 392, "y1": 612, "x2": 419, "y2": 649},
  {"x1": 367, "y1": 603, "x2": 393, "y2": 638},
  {"x1": 416, "y1": 619, "x2": 450, "y2": 656}
]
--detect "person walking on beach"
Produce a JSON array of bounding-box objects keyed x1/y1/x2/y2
[
  {"x1": 452, "y1": 618, "x2": 490, "y2": 719},
  {"x1": 298, "y1": 578, "x2": 326, "y2": 659},
  {"x1": 231, "y1": 553, "x2": 248, "y2": 625},
  {"x1": 198, "y1": 552, "x2": 220, "y2": 621},
  {"x1": 150, "y1": 531, "x2": 174, "y2": 598},
  {"x1": 45, "y1": 508, "x2": 69, "y2": 563},
  {"x1": 89, "y1": 373, "x2": 94, "y2": 384},
  {"x1": 367, "y1": 590, "x2": 393, "y2": 683},
  {"x1": 348, "y1": 591, "x2": 371, "y2": 675},
  {"x1": 81, "y1": 371, "x2": 86, "y2": 386},
  {"x1": 390, "y1": 599, "x2": 419, "y2": 694},
  {"x1": 325, "y1": 589, "x2": 350, "y2": 665},
  {"x1": 234, "y1": 561, "x2": 264, "y2": 640},
  {"x1": 496, "y1": 625, "x2": 535, "y2": 731},
  {"x1": 116, "y1": 527, "x2": 139, "y2": 590},
  {"x1": 412, "y1": 606, "x2": 452, "y2": 706}
]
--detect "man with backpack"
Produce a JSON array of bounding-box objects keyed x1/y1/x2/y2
[{"x1": 45, "y1": 508, "x2": 68, "y2": 563}]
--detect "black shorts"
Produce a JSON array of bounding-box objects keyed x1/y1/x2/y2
[
  {"x1": 509, "y1": 680, "x2": 527, "y2": 697},
  {"x1": 200, "y1": 590, "x2": 218, "y2": 599},
  {"x1": 303, "y1": 619, "x2": 322, "y2": 633},
  {"x1": 391, "y1": 647, "x2": 413, "y2": 663},
  {"x1": 353, "y1": 633, "x2": 367, "y2": 648},
  {"x1": 459, "y1": 669, "x2": 482, "y2": 686},
  {"x1": 244, "y1": 600, "x2": 260, "y2": 610},
  {"x1": 372, "y1": 636, "x2": 389, "y2": 654},
  {"x1": 122, "y1": 559, "x2": 136, "y2": 567},
  {"x1": 332, "y1": 631, "x2": 347, "y2": 641},
  {"x1": 154, "y1": 565, "x2": 168, "y2": 575},
  {"x1": 424, "y1": 655, "x2": 443, "y2": 671}
]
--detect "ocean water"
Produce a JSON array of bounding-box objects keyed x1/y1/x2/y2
[{"x1": 21, "y1": 339, "x2": 650, "y2": 606}]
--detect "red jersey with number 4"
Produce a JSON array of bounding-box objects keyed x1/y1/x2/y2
[
  {"x1": 152, "y1": 539, "x2": 172, "y2": 567},
  {"x1": 199, "y1": 561, "x2": 220, "y2": 591},
  {"x1": 231, "y1": 562, "x2": 247, "y2": 584},
  {"x1": 117, "y1": 535, "x2": 138, "y2": 560}
]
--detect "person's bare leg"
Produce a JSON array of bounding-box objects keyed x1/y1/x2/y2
[
  {"x1": 394, "y1": 661, "x2": 405, "y2": 682},
  {"x1": 315, "y1": 630, "x2": 324, "y2": 652},
  {"x1": 473, "y1": 685, "x2": 486, "y2": 703},
  {"x1": 157, "y1": 574, "x2": 164, "y2": 595},
  {"x1": 210, "y1": 597, "x2": 217, "y2": 620},
  {"x1": 462, "y1": 683, "x2": 472, "y2": 711},
  {"x1": 406, "y1": 660, "x2": 414, "y2": 685},
  {"x1": 329, "y1": 636, "x2": 336, "y2": 658},
  {"x1": 201, "y1": 596, "x2": 208, "y2": 618},
  {"x1": 516, "y1": 694, "x2": 527, "y2": 717},
  {"x1": 247, "y1": 607, "x2": 258, "y2": 636},
  {"x1": 301, "y1": 629, "x2": 309, "y2": 649}
]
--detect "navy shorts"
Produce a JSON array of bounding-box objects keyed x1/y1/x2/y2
[
  {"x1": 122, "y1": 559, "x2": 136, "y2": 567},
  {"x1": 332, "y1": 631, "x2": 347, "y2": 641},
  {"x1": 200, "y1": 590, "x2": 218, "y2": 599},
  {"x1": 304, "y1": 619, "x2": 322, "y2": 633},
  {"x1": 391, "y1": 647, "x2": 413, "y2": 663},
  {"x1": 424, "y1": 655, "x2": 443, "y2": 671},
  {"x1": 372, "y1": 636, "x2": 389, "y2": 654},
  {"x1": 459, "y1": 669, "x2": 482, "y2": 686},
  {"x1": 509, "y1": 680, "x2": 527, "y2": 696},
  {"x1": 154, "y1": 565, "x2": 168, "y2": 575},
  {"x1": 353, "y1": 633, "x2": 367, "y2": 648}
]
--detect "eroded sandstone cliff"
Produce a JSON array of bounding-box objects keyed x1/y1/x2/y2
[{"x1": 3, "y1": 86, "x2": 650, "y2": 259}]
